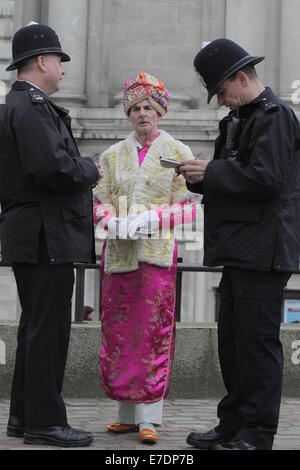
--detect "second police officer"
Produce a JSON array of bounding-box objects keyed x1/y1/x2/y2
[{"x1": 179, "y1": 38, "x2": 300, "y2": 450}]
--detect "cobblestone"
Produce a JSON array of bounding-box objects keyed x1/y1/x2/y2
[{"x1": 0, "y1": 398, "x2": 299, "y2": 452}]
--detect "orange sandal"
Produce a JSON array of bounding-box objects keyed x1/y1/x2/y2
[
  {"x1": 106, "y1": 423, "x2": 139, "y2": 433},
  {"x1": 139, "y1": 426, "x2": 158, "y2": 444}
]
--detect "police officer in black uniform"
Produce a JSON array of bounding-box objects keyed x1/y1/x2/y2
[
  {"x1": 0, "y1": 23, "x2": 101, "y2": 447},
  {"x1": 180, "y1": 39, "x2": 300, "y2": 450}
]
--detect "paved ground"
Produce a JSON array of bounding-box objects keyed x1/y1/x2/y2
[{"x1": 0, "y1": 397, "x2": 299, "y2": 454}]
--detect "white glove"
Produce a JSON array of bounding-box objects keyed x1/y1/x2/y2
[
  {"x1": 107, "y1": 217, "x2": 128, "y2": 239},
  {"x1": 107, "y1": 216, "x2": 137, "y2": 239},
  {"x1": 127, "y1": 210, "x2": 160, "y2": 239}
]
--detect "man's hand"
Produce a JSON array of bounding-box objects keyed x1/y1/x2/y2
[{"x1": 177, "y1": 159, "x2": 210, "y2": 183}]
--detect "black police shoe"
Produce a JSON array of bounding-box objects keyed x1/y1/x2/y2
[
  {"x1": 186, "y1": 427, "x2": 234, "y2": 449},
  {"x1": 24, "y1": 425, "x2": 93, "y2": 447},
  {"x1": 213, "y1": 439, "x2": 261, "y2": 450},
  {"x1": 7, "y1": 416, "x2": 25, "y2": 438}
]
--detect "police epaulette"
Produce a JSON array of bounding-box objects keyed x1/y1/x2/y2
[
  {"x1": 29, "y1": 88, "x2": 46, "y2": 104},
  {"x1": 260, "y1": 97, "x2": 279, "y2": 114}
]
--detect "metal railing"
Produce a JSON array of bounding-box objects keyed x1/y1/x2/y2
[
  {"x1": 1, "y1": 261, "x2": 300, "y2": 323},
  {"x1": 72, "y1": 262, "x2": 300, "y2": 322},
  {"x1": 73, "y1": 262, "x2": 224, "y2": 322}
]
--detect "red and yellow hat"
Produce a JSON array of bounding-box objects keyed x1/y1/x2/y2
[{"x1": 123, "y1": 72, "x2": 170, "y2": 116}]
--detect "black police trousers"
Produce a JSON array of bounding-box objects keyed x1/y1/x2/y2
[
  {"x1": 216, "y1": 267, "x2": 291, "y2": 450},
  {"x1": 9, "y1": 229, "x2": 74, "y2": 427}
]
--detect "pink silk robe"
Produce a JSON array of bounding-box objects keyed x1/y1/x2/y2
[{"x1": 100, "y1": 240, "x2": 177, "y2": 402}]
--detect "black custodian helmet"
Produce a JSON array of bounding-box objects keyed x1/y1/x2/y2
[
  {"x1": 194, "y1": 38, "x2": 264, "y2": 103},
  {"x1": 6, "y1": 23, "x2": 71, "y2": 71}
]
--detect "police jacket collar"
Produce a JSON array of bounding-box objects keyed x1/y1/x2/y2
[
  {"x1": 12, "y1": 80, "x2": 70, "y2": 117},
  {"x1": 239, "y1": 87, "x2": 279, "y2": 114},
  {"x1": 13, "y1": 79, "x2": 47, "y2": 95},
  {"x1": 247, "y1": 86, "x2": 274, "y2": 105}
]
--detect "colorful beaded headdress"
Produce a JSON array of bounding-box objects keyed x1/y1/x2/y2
[{"x1": 123, "y1": 72, "x2": 170, "y2": 116}]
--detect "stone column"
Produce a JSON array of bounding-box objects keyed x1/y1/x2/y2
[
  {"x1": 225, "y1": 0, "x2": 266, "y2": 81},
  {"x1": 44, "y1": 0, "x2": 89, "y2": 106},
  {"x1": 0, "y1": 0, "x2": 15, "y2": 98},
  {"x1": 86, "y1": 0, "x2": 109, "y2": 108},
  {"x1": 279, "y1": 0, "x2": 300, "y2": 104}
]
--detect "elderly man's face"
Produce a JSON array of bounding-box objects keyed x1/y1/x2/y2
[{"x1": 128, "y1": 98, "x2": 162, "y2": 134}]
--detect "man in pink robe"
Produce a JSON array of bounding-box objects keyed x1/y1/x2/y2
[{"x1": 93, "y1": 72, "x2": 195, "y2": 444}]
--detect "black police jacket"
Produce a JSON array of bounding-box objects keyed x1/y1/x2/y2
[
  {"x1": 0, "y1": 81, "x2": 99, "y2": 264},
  {"x1": 188, "y1": 87, "x2": 300, "y2": 272}
]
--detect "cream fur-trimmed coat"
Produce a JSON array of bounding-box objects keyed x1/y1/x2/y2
[{"x1": 93, "y1": 130, "x2": 194, "y2": 273}]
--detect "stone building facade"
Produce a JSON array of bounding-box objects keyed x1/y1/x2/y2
[{"x1": 0, "y1": 0, "x2": 300, "y2": 321}]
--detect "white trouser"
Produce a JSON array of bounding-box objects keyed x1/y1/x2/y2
[{"x1": 117, "y1": 399, "x2": 163, "y2": 425}]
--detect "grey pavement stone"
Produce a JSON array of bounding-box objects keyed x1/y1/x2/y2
[{"x1": 0, "y1": 398, "x2": 299, "y2": 451}]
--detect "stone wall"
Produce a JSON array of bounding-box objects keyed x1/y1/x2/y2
[{"x1": 1, "y1": 322, "x2": 300, "y2": 398}]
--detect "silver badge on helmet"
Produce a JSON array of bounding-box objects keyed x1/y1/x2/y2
[{"x1": 201, "y1": 41, "x2": 211, "y2": 50}]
